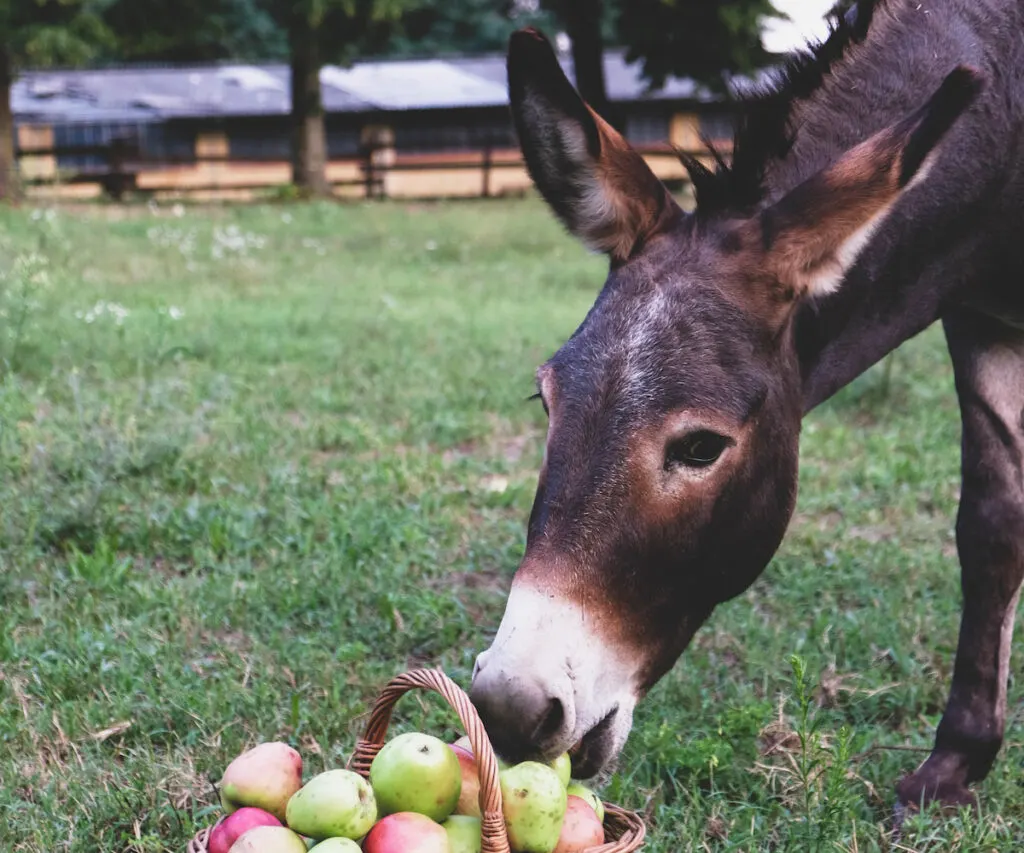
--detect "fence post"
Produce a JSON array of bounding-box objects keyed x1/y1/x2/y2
[
  {"x1": 482, "y1": 143, "x2": 493, "y2": 199},
  {"x1": 362, "y1": 142, "x2": 376, "y2": 199},
  {"x1": 103, "y1": 137, "x2": 134, "y2": 200}
]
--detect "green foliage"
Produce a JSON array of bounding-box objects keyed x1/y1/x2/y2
[
  {"x1": 383, "y1": 0, "x2": 559, "y2": 57},
  {"x1": 266, "y1": 0, "x2": 421, "y2": 63},
  {"x1": 0, "y1": 198, "x2": 1022, "y2": 852},
  {"x1": 617, "y1": 0, "x2": 780, "y2": 90},
  {"x1": 101, "y1": 0, "x2": 287, "y2": 62},
  {"x1": 0, "y1": 0, "x2": 114, "y2": 68}
]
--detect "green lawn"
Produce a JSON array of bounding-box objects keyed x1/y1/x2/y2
[{"x1": 0, "y1": 199, "x2": 1021, "y2": 852}]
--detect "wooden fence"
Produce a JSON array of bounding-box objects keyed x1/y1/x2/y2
[{"x1": 13, "y1": 137, "x2": 714, "y2": 202}]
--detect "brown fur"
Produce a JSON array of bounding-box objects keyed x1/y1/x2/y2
[{"x1": 472, "y1": 2, "x2": 1024, "y2": 812}]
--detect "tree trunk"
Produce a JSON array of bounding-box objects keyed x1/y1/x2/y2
[
  {"x1": 0, "y1": 47, "x2": 18, "y2": 202},
  {"x1": 288, "y1": 14, "x2": 330, "y2": 197},
  {"x1": 560, "y1": 0, "x2": 618, "y2": 129}
]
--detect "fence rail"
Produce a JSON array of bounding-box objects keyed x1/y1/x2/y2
[{"x1": 14, "y1": 138, "x2": 722, "y2": 201}]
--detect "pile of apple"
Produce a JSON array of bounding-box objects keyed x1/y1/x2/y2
[{"x1": 209, "y1": 734, "x2": 607, "y2": 853}]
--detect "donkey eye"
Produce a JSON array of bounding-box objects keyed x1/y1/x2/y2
[{"x1": 665, "y1": 431, "x2": 732, "y2": 470}]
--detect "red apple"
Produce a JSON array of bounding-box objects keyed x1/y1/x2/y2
[
  {"x1": 552, "y1": 796, "x2": 605, "y2": 853},
  {"x1": 219, "y1": 742, "x2": 303, "y2": 822},
  {"x1": 362, "y1": 812, "x2": 449, "y2": 853},
  {"x1": 209, "y1": 808, "x2": 282, "y2": 853},
  {"x1": 450, "y1": 744, "x2": 482, "y2": 818}
]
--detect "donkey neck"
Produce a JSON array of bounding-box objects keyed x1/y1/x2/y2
[{"x1": 759, "y1": 0, "x2": 1022, "y2": 410}]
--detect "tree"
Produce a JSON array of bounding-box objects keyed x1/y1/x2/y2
[
  {"x1": 383, "y1": 0, "x2": 558, "y2": 56},
  {"x1": 102, "y1": 0, "x2": 286, "y2": 63},
  {"x1": 543, "y1": 0, "x2": 617, "y2": 125},
  {"x1": 616, "y1": 0, "x2": 781, "y2": 93},
  {"x1": 0, "y1": 0, "x2": 113, "y2": 200},
  {"x1": 103, "y1": 0, "x2": 364, "y2": 197},
  {"x1": 269, "y1": 0, "x2": 415, "y2": 197}
]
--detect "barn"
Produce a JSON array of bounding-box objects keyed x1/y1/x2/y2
[{"x1": 12, "y1": 49, "x2": 738, "y2": 199}]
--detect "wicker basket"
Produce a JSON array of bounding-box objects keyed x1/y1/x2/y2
[{"x1": 188, "y1": 668, "x2": 645, "y2": 852}]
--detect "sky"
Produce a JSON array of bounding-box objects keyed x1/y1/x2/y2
[{"x1": 763, "y1": 0, "x2": 835, "y2": 54}]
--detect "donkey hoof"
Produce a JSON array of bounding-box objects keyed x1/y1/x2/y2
[{"x1": 895, "y1": 772, "x2": 978, "y2": 815}]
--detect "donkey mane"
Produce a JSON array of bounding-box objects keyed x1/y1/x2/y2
[{"x1": 682, "y1": 0, "x2": 889, "y2": 215}]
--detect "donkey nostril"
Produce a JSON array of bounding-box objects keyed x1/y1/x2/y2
[{"x1": 533, "y1": 697, "x2": 565, "y2": 743}]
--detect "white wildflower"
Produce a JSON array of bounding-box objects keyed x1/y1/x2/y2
[
  {"x1": 425, "y1": 240, "x2": 438, "y2": 251},
  {"x1": 76, "y1": 300, "x2": 130, "y2": 325},
  {"x1": 147, "y1": 225, "x2": 197, "y2": 257},
  {"x1": 158, "y1": 305, "x2": 185, "y2": 320},
  {"x1": 212, "y1": 224, "x2": 265, "y2": 259}
]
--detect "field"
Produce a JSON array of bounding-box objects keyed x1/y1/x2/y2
[{"x1": 1, "y1": 199, "x2": 1022, "y2": 853}]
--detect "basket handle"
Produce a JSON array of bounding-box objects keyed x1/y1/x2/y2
[{"x1": 349, "y1": 668, "x2": 511, "y2": 853}]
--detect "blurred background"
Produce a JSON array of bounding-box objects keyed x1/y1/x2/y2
[{"x1": 0, "y1": 0, "x2": 839, "y2": 204}]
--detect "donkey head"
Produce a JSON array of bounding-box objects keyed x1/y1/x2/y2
[{"x1": 470, "y1": 28, "x2": 980, "y2": 776}]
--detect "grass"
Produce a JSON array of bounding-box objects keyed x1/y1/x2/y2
[{"x1": 0, "y1": 198, "x2": 1021, "y2": 852}]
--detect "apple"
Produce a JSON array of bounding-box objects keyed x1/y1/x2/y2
[
  {"x1": 442, "y1": 814, "x2": 482, "y2": 853},
  {"x1": 565, "y1": 782, "x2": 605, "y2": 823},
  {"x1": 362, "y1": 812, "x2": 449, "y2": 853},
  {"x1": 450, "y1": 744, "x2": 482, "y2": 818},
  {"x1": 285, "y1": 769, "x2": 377, "y2": 840},
  {"x1": 228, "y1": 826, "x2": 307, "y2": 853},
  {"x1": 552, "y1": 796, "x2": 605, "y2": 853},
  {"x1": 499, "y1": 761, "x2": 567, "y2": 853},
  {"x1": 209, "y1": 807, "x2": 282, "y2": 853},
  {"x1": 370, "y1": 732, "x2": 462, "y2": 821},
  {"x1": 219, "y1": 742, "x2": 303, "y2": 822},
  {"x1": 308, "y1": 840, "x2": 362, "y2": 852},
  {"x1": 548, "y1": 753, "x2": 572, "y2": 787},
  {"x1": 454, "y1": 738, "x2": 509, "y2": 771}
]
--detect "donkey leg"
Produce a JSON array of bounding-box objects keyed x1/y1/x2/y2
[{"x1": 896, "y1": 310, "x2": 1024, "y2": 810}]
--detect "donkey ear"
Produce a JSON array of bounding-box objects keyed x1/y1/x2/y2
[
  {"x1": 754, "y1": 66, "x2": 983, "y2": 300},
  {"x1": 508, "y1": 28, "x2": 679, "y2": 262}
]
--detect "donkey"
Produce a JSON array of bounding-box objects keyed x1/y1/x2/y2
[{"x1": 469, "y1": 0, "x2": 1024, "y2": 811}]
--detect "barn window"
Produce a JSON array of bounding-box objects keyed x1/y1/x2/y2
[
  {"x1": 327, "y1": 128, "x2": 360, "y2": 157},
  {"x1": 624, "y1": 113, "x2": 670, "y2": 145},
  {"x1": 394, "y1": 118, "x2": 516, "y2": 153},
  {"x1": 227, "y1": 131, "x2": 290, "y2": 160},
  {"x1": 699, "y1": 112, "x2": 737, "y2": 144},
  {"x1": 53, "y1": 122, "x2": 145, "y2": 171}
]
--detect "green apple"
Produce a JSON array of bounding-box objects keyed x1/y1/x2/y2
[
  {"x1": 370, "y1": 732, "x2": 462, "y2": 821},
  {"x1": 228, "y1": 826, "x2": 307, "y2": 853},
  {"x1": 219, "y1": 742, "x2": 303, "y2": 822},
  {"x1": 309, "y1": 840, "x2": 362, "y2": 852},
  {"x1": 547, "y1": 753, "x2": 571, "y2": 787},
  {"x1": 285, "y1": 769, "x2": 377, "y2": 840},
  {"x1": 565, "y1": 782, "x2": 604, "y2": 823},
  {"x1": 499, "y1": 761, "x2": 567, "y2": 853},
  {"x1": 441, "y1": 814, "x2": 482, "y2": 853}
]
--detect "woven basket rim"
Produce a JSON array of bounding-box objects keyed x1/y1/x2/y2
[{"x1": 187, "y1": 668, "x2": 645, "y2": 852}]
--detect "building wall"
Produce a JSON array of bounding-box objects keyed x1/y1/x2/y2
[{"x1": 18, "y1": 101, "x2": 737, "y2": 200}]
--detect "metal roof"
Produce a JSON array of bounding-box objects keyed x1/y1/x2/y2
[{"x1": 12, "y1": 50, "x2": 718, "y2": 125}]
